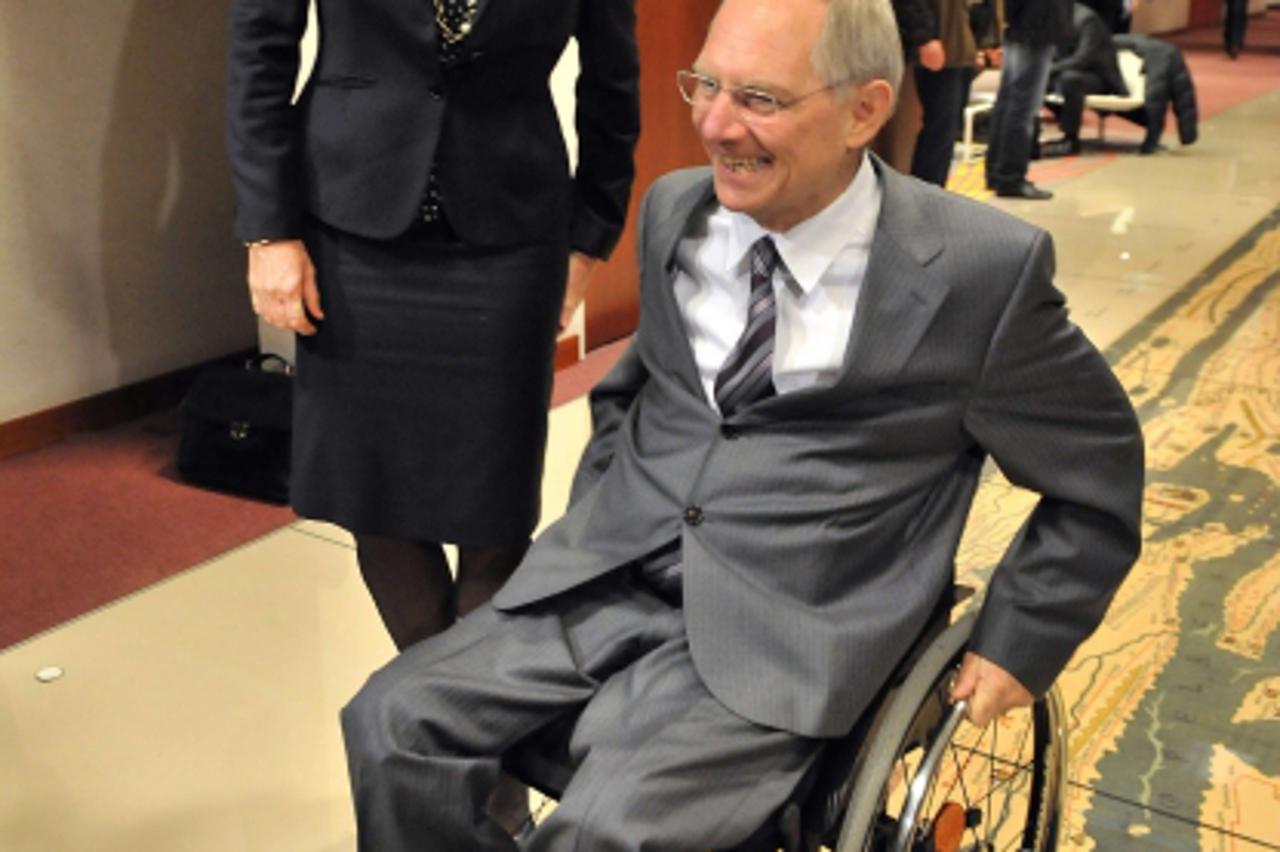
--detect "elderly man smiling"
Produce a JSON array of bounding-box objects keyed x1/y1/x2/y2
[{"x1": 340, "y1": 0, "x2": 1143, "y2": 848}]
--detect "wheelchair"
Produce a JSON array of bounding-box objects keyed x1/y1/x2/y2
[{"x1": 503, "y1": 585, "x2": 1067, "y2": 851}]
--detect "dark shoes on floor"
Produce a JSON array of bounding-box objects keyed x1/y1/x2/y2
[
  {"x1": 1040, "y1": 136, "x2": 1082, "y2": 158},
  {"x1": 993, "y1": 180, "x2": 1054, "y2": 200}
]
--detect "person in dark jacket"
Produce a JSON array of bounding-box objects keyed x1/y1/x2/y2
[
  {"x1": 226, "y1": 0, "x2": 640, "y2": 832},
  {"x1": 226, "y1": 0, "x2": 640, "y2": 653},
  {"x1": 873, "y1": 0, "x2": 946, "y2": 172},
  {"x1": 910, "y1": 0, "x2": 981, "y2": 186},
  {"x1": 1080, "y1": 0, "x2": 1132, "y2": 33},
  {"x1": 1042, "y1": 2, "x2": 1127, "y2": 156},
  {"x1": 984, "y1": 0, "x2": 1073, "y2": 198}
]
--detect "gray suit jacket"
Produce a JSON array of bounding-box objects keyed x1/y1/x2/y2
[{"x1": 494, "y1": 159, "x2": 1143, "y2": 738}]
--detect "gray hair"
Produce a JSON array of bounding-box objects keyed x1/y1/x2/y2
[{"x1": 812, "y1": 0, "x2": 903, "y2": 107}]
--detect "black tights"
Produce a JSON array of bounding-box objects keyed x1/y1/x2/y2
[{"x1": 354, "y1": 534, "x2": 529, "y2": 651}]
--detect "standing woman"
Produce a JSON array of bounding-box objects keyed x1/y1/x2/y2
[{"x1": 226, "y1": 0, "x2": 640, "y2": 651}]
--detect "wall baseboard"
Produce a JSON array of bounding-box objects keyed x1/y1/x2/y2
[{"x1": 0, "y1": 350, "x2": 256, "y2": 462}]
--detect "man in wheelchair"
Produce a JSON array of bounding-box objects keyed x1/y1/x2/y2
[{"x1": 341, "y1": 0, "x2": 1144, "y2": 848}]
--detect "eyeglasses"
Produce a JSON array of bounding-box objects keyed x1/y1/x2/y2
[{"x1": 676, "y1": 69, "x2": 844, "y2": 121}]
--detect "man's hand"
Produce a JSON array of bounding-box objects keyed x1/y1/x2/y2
[
  {"x1": 560, "y1": 252, "x2": 598, "y2": 332},
  {"x1": 949, "y1": 651, "x2": 1034, "y2": 727},
  {"x1": 918, "y1": 39, "x2": 946, "y2": 72},
  {"x1": 246, "y1": 239, "x2": 323, "y2": 336}
]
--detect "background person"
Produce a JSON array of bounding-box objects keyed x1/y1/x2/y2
[
  {"x1": 910, "y1": 0, "x2": 983, "y2": 186},
  {"x1": 872, "y1": 0, "x2": 946, "y2": 172},
  {"x1": 1224, "y1": 0, "x2": 1249, "y2": 58},
  {"x1": 1042, "y1": 2, "x2": 1128, "y2": 157},
  {"x1": 984, "y1": 0, "x2": 1073, "y2": 198}
]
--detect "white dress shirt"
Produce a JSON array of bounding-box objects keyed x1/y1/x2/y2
[{"x1": 674, "y1": 156, "x2": 883, "y2": 411}]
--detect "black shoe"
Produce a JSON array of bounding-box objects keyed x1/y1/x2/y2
[
  {"x1": 1139, "y1": 140, "x2": 1163, "y2": 155},
  {"x1": 1040, "y1": 136, "x2": 1081, "y2": 157},
  {"x1": 994, "y1": 180, "x2": 1053, "y2": 200}
]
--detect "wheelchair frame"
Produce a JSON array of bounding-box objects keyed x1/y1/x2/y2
[{"x1": 828, "y1": 611, "x2": 1066, "y2": 852}]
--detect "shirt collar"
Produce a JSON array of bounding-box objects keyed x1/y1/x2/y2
[{"x1": 722, "y1": 154, "x2": 882, "y2": 294}]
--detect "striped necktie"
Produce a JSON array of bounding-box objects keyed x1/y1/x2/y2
[{"x1": 714, "y1": 236, "x2": 781, "y2": 417}]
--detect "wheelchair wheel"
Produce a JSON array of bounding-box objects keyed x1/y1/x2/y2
[{"x1": 833, "y1": 614, "x2": 1066, "y2": 852}]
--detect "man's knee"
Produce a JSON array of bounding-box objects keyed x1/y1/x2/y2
[
  {"x1": 345, "y1": 647, "x2": 471, "y2": 767},
  {"x1": 342, "y1": 665, "x2": 440, "y2": 769}
]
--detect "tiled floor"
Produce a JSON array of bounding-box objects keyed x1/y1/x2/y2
[{"x1": 3, "y1": 73, "x2": 1279, "y2": 852}]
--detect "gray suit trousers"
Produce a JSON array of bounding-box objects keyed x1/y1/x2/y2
[{"x1": 341, "y1": 572, "x2": 820, "y2": 851}]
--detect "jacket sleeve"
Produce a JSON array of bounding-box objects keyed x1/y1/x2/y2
[
  {"x1": 963, "y1": 230, "x2": 1144, "y2": 697},
  {"x1": 1051, "y1": 14, "x2": 1110, "y2": 76},
  {"x1": 570, "y1": 0, "x2": 641, "y2": 260},
  {"x1": 225, "y1": 0, "x2": 310, "y2": 242},
  {"x1": 892, "y1": 0, "x2": 940, "y2": 54},
  {"x1": 567, "y1": 188, "x2": 656, "y2": 503},
  {"x1": 567, "y1": 337, "x2": 650, "y2": 505}
]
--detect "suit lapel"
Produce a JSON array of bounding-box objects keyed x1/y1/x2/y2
[
  {"x1": 643, "y1": 173, "x2": 718, "y2": 400},
  {"x1": 836, "y1": 158, "x2": 946, "y2": 388},
  {"x1": 645, "y1": 161, "x2": 950, "y2": 417}
]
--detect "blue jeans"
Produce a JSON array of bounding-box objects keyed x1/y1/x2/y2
[{"x1": 984, "y1": 41, "x2": 1054, "y2": 189}]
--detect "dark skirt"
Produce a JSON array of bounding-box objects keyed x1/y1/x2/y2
[{"x1": 292, "y1": 219, "x2": 567, "y2": 546}]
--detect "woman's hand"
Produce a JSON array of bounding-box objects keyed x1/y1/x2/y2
[
  {"x1": 560, "y1": 252, "x2": 598, "y2": 332},
  {"x1": 246, "y1": 239, "x2": 324, "y2": 335}
]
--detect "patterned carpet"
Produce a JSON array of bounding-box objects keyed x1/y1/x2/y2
[{"x1": 948, "y1": 207, "x2": 1280, "y2": 850}]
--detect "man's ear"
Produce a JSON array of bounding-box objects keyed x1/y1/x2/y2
[{"x1": 844, "y1": 79, "x2": 896, "y2": 149}]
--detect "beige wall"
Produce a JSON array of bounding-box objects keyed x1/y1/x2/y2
[
  {"x1": 1133, "y1": 0, "x2": 1192, "y2": 34},
  {"x1": 0, "y1": 1, "x2": 254, "y2": 424},
  {"x1": 1131, "y1": 0, "x2": 1270, "y2": 34}
]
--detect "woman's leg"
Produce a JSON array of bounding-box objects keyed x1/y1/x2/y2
[
  {"x1": 456, "y1": 542, "x2": 530, "y2": 616},
  {"x1": 354, "y1": 534, "x2": 455, "y2": 650}
]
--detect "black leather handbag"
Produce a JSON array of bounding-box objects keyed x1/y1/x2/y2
[{"x1": 177, "y1": 354, "x2": 292, "y2": 503}]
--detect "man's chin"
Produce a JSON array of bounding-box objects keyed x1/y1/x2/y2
[{"x1": 711, "y1": 181, "x2": 761, "y2": 220}]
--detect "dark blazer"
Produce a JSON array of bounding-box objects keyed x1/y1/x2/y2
[
  {"x1": 1115, "y1": 34, "x2": 1199, "y2": 145},
  {"x1": 1005, "y1": 0, "x2": 1073, "y2": 48},
  {"x1": 226, "y1": 0, "x2": 640, "y2": 254},
  {"x1": 890, "y1": 0, "x2": 939, "y2": 55},
  {"x1": 494, "y1": 160, "x2": 1144, "y2": 738},
  {"x1": 1053, "y1": 3, "x2": 1127, "y2": 95}
]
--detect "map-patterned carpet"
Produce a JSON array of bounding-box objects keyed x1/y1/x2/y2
[{"x1": 954, "y1": 208, "x2": 1280, "y2": 850}]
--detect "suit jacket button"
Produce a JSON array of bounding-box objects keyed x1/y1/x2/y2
[
  {"x1": 683, "y1": 506, "x2": 704, "y2": 526},
  {"x1": 721, "y1": 424, "x2": 741, "y2": 440},
  {"x1": 428, "y1": 86, "x2": 444, "y2": 100}
]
